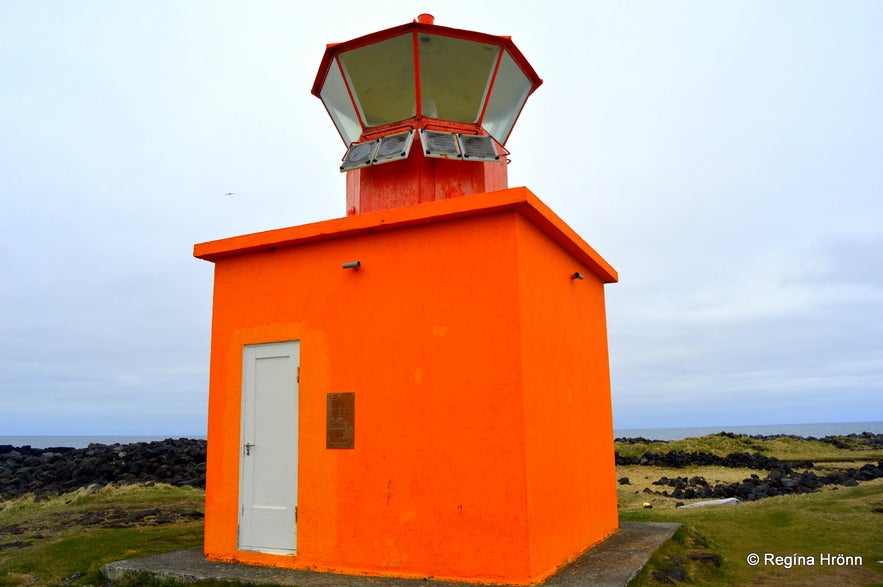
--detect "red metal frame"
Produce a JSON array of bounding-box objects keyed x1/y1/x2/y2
[
  {"x1": 412, "y1": 32, "x2": 423, "y2": 120},
  {"x1": 312, "y1": 20, "x2": 542, "y2": 96}
]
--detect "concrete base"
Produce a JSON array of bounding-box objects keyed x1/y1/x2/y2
[{"x1": 101, "y1": 522, "x2": 679, "y2": 587}]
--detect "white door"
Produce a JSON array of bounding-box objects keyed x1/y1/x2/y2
[{"x1": 239, "y1": 341, "x2": 299, "y2": 554}]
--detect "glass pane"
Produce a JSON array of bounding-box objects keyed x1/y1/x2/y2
[
  {"x1": 481, "y1": 50, "x2": 532, "y2": 144},
  {"x1": 419, "y1": 34, "x2": 499, "y2": 123},
  {"x1": 319, "y1": 59, "x2": 362, "y2": 144},
  {"x1": 339, "y1": 34, "x2": 416, "y2": 127}
]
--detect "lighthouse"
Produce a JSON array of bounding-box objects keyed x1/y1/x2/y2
[{"x1": 195, "y1": 14, "x2": 618, "y2": 585}]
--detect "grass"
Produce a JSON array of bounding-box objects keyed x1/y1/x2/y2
[
  {"x1": 616, "y1": 433, "x2": 883, "y2": 585},
  {"x1": 1, "y1": 434, "x2": 880, "y2": 586},
  {"x1": 106, "y1": 574, "x2": 262, "y2": 587},
  {"x1": 621, "y1": 480, "x2": 883, "y2": 585},
  {"x1": 615, "y1": 432, "x2": 883, "y2": 462},
  {"x1": 0, "y1": 484, "x2": 204, "y2": 586}
]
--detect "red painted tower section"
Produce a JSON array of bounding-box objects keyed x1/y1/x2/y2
[{"x1": 344, "y1": 150, "x2": 508, "y2": 215}]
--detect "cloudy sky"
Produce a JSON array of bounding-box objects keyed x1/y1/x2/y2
[{"x1": 1, "y1": 1, "x2": 880, "y2": 435}]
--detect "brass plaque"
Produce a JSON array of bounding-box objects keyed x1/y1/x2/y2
[{"x1": 326, "y1": 392, "x2": 355, "y2": 449}]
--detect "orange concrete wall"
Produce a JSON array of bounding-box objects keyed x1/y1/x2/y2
[
  {"x1": 204, "y1": 211, "x2": 535, "y2": 582},
  {"x1": 199, "y1": 188, "x2": 617, "y2": 584},
  {"x1": 514, "y1": 215, "x2": 618, "y2": 579}
]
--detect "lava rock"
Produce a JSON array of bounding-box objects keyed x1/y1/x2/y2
[
  {"x1": 688, "y1": 553, "x2": 722, "y2": 567},
  {"x1": 642, "y1": 459, "x2": 882, "y2": 503},
  {"x1": 0, "y1": 438, "x2": 206, "y2": 499},
  {"x1": 651, "y1": 566, "x2": 686, "y2": 583}
]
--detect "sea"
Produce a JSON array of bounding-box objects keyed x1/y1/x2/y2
[
  {"x1": 614, "y1": 421, "x2": 883, "y2": 441},
  {"x1": 1, "y1": 422, "x2": 881, "y2": 449},
  {"x1": 0, "y1": 435, "x2": 207, "y2": 450}
]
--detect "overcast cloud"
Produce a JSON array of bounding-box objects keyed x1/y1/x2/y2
[{"x1": 1, "y1": 1, "x2": 880, "y2": 434}]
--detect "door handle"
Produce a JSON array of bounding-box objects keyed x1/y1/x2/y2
[{"x1": 244, "y1": 443, "x2": 254, "y2": 456}]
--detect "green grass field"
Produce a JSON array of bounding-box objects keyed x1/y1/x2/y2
[
  {"x1": 622, "y1": 479, "x2": 883, "y2": 585},
  {"x1": 0, "y1": 484, "x2": 204, "y2": 586},
  {"x1": 1, "y1": 434, "x2": 880, "y2": 586},
  {"x1": 616, "y1": 434, "x2": 883, "y2": 585}
]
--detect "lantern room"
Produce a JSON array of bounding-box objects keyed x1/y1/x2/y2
[{"x1": 312, "y1": 14, "x2": 543, "y2": 214}]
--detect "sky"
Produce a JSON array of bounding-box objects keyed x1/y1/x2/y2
[{"x1": 1, "y1": 1, "x2": 881, "y2": 435}]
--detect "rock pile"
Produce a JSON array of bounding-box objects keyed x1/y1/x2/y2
[
  {"x1": 642, "y1": 462, "x2": 883, "y2": 502},
  {"x1": 615, "y1": 449, "x2": 812, "y2": 471},
  {"x1": 0, "y1": 438, "x2": 206, "y2": 500}
]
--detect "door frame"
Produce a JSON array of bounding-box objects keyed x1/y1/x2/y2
[{"x1": 238, "y1": 340, "x2": 300, "y2": 554}]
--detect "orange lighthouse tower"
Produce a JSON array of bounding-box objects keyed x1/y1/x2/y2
[{"x1": 196, "y1": 14, "x2": 619, "y2": 585}]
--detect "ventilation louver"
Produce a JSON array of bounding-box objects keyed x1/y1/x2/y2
[
  {"x1": 341, "y1": 130, "x2": 501, "y2": 170},
  {"x1": 420, "y1": 130, "x2": 462, "y2": 159},
  {"x1": 340, "y1": 141, "x2": 378, "y2": 171},
  {"x1": 373, "y1": 131, "x2": 415, "y2": 165},
  {"x1": 458, "y1": 134, "x2": 499, "y2": 161}
]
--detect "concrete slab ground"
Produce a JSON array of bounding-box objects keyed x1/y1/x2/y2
[{"x1": 101, "y1": 522, "x2": 680, "y2": 587}]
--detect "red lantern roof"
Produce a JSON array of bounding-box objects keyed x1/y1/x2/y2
[{"x1": 312, "y1": 15, "x2": 542, "y2": 153}]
